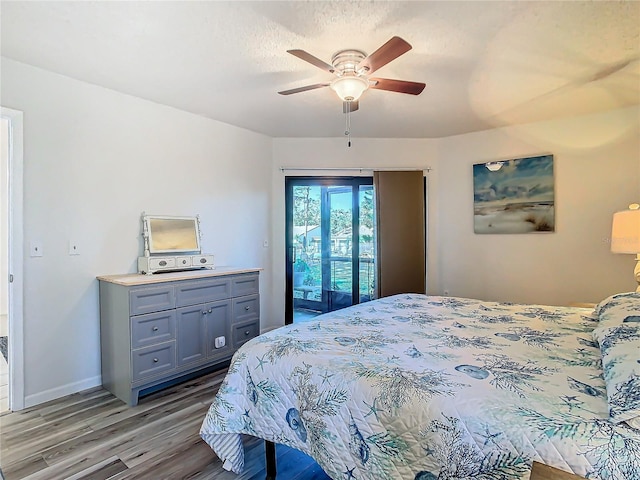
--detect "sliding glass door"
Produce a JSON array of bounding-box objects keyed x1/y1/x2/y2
[{"x1": 285, "y1": 177, "x2": 375, "y2": 324}]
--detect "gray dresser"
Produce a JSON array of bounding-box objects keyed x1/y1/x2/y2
[{"x1": 97, "y1": 268, "x2": 260, "y2": 406}]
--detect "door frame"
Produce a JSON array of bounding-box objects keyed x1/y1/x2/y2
[
  {"x1": 285, "y1": 176, "x2": 373, "y2": 325},
  {"x1": 1, "y1": 106, "x2": 25, "y2": 411}
]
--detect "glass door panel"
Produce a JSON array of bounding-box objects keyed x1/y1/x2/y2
[
  {"x1": 327, "y1": 186, "x2": 353, "y2": 312},
  {"x1": 359, "y1": 185, "x2": 376, "y2": 303},
  {"x1": 292, "y1": 185, "x2": 322, "y2": 320},
  {"x1": 285, "y1": 177, "x2": 375, "y2": 324}
]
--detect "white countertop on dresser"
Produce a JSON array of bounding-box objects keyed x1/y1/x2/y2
[{"x1": 97, "y1": 267, "x2": 262, "y2": 286}]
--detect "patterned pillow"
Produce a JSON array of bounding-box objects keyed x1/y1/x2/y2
[
  {"x1": 592, "y1": 292, "x2": 640, "y2": 424},
  {"x1": 594, "y1": 291, "x2": 640, "y2": 323}
]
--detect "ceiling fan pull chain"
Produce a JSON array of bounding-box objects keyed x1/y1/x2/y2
[{"x1": 345, "y1": 101, "x2": 352, "y2": 147}]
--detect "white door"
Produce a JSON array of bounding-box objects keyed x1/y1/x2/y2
[{"x1": 1, "y1": 107, "x2": 25, "y2": 411}]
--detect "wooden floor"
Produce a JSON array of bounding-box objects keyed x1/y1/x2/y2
[{"x1": 0, "y1": 369, "x2": 332, "y2": 480}]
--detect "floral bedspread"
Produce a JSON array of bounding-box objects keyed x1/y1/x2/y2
[{"x1": 200, "y1": 294, "x2": 640, "y2": 479}]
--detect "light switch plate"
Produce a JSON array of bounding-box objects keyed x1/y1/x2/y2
[{"x1": 30, "y1": 241, "x2": 43, "y2": 257}]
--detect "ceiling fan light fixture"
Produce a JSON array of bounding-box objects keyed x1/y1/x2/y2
[{"x1": 331, "y1": 76, "x2": 369, "y2": 101}]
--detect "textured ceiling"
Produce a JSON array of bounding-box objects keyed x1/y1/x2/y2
[{"x1": 1, "y1": 1, "x2": 639, "y2": 139}]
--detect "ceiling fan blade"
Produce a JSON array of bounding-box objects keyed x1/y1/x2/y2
[
  {"x1": 287, "y1": 49, "x2": 335, "y2": 73},
  {"x1": 278, "y1": 83, "x2": 330, "y2": 95},
  {"x1": 358, "y1": 36, "x2": 412, "y2": 75},
  {"x1": 370, "y1": 78, "x2": 426, "y2": 95},
  {"x1": 343, "y1": 100, "x2": 359, "y2": 113}
]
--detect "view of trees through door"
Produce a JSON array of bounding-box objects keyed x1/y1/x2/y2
[{"x1": 285, "y1": 177, "x2": 376, "y2": 324}]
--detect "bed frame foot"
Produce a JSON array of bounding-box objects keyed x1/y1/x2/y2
[{"x1": 265, "y1": 440, "x2": 277, "y2": 480}]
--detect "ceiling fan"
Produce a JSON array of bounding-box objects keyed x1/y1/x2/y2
[{"x1": 278, "y1": 36, "x2": 426, "y2": 113}]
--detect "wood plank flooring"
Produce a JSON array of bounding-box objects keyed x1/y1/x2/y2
[{"x1": 0, "y1": 368, "x2": 332, "y2": 480}]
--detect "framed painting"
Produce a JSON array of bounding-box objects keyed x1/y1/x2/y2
[{"x1": 473, "y1": 154, "x2": 555, "y2": 234}]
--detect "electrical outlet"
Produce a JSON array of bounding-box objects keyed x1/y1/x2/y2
[
  {"x1": 69, "y1": 241, "x2": 80, "y2": 255},
  {"x1": 214, "y1": 336, "x2": 226, "y2": 349},
  {"x1": 30, "y1": 241, "x2": 43, "y2": 257},
  {"x1": 263, "y1": 239, "x2": 269, "y2": 248}
]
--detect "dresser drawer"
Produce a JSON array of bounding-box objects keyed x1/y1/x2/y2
[
  {"x1": 231, "y1": 274, "x2": 260, "y2": 297},
  {"x1": 131, "y1": 311, "x2": 176, "y2": 349},
  {"x1": 132, "y1": 342, "x2": 176, "y2": 381},
  {"x1": 233, "y1": 320, "x2": 259, "y2": 348},
  {"x1": 130, "y1": 285, "x2": 175, "y2": 315},
  {"x1": 176, "y1": 278, "x2": 232, "y2": 307},
  {"x1": 233, "y1": 294, "x2": 260, "y2": 323}
]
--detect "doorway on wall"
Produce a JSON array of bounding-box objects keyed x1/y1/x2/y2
[
  {"x1": 1, "y1": 107, "x2": 25, "y2": 412},
  {"x1": 285, "y1": 177, "x2": 376, "y2": 325}
]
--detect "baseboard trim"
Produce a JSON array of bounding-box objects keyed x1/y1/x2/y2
[
  {"x1": 260, "y1": 325, "x2": 281, "y2": 334},
  {"x1": 24, "y1": 375, "x2": 102, "y2": 408}
]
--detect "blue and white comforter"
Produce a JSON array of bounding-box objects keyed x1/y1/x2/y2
[{"x1": 200, "y1": 294, "x2": 640, "y2": 479}]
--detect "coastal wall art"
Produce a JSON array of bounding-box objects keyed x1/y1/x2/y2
[{"x1": 473, "y1": 154, "x2": 555, "y2": 234}]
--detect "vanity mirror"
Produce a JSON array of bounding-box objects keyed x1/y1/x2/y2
[
  {"x1": 146, "y1": 216, "x2": 201, "y2": 254},
  {"x1": 138, "y1": 214, "x2": 214, "y2": 274}
]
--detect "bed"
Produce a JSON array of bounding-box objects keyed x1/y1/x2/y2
[{"x1": 200, "y1": 293, "x2": 640, "y2": 479}]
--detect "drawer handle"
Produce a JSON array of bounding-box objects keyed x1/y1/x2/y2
[
  {"x1": 152, "y1": 326, "x2": 159, "y2": 332},
  {"x1": 153, "y1": 358, "x2": 159, "y2": 363},
  {"x1": 244, "y1": 330, "x2": 250, "y2": 336},
  {"x1": 202, "y1": 310, "x2": 207, "y2": 315},
  {"x1": 208, "y1": 308, "x2": 212, "y2": 313},
  {"x1": 245, "y1": 306, "x2": 250, "y2": 311}
]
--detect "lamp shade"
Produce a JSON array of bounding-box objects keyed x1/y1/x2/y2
[
  {"x1": 331, "y1": 76, "x2": 369, "y2": 101},
  {"x1": 611, "y1": 204, "x2": 640, "y2": 254}
]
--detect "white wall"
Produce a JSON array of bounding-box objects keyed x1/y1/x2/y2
[
  {"x1": 1, "y1": 58, "x2": 273, "y2": 407},
  {"x1": 270, "y1": 138, "x2": 440, "y2": 329},
  {"x1": 435, "y1": 106, "x2": 640, "y2": 305}
]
